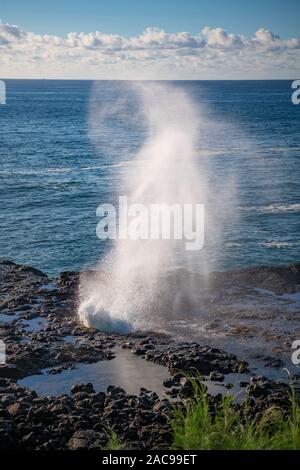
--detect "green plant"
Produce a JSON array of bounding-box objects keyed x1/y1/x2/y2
[
  {"x1": 102, "y1": 431, "x2": 125, "y2": 450},
  {"x1": 171, "y1": 374, "x2": 300, "y2": 450}
]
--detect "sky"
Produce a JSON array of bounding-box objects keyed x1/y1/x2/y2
[{"x1": 0, "y1": 0, "x2": 299, "y2": 79}]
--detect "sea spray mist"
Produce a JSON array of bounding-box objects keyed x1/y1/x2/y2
[{"x1": 79, "y1": 82, "x2": 235, "y2": 333}]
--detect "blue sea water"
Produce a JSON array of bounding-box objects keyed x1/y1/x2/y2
[{"x1": 0, "y1": 80, "x2": 299, "y2": 276}]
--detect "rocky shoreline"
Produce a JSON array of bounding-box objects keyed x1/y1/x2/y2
[{"x1": 0, "y1": 259, "x2": 299, "y2": 450}]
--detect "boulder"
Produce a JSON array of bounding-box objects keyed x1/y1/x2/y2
[{"x1": 68, "y1": 429, "x2": 107, "y2": 450}]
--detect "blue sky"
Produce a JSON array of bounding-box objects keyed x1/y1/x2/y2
[
  {"x1": 1, "y1": 0, "x2": 299, "y2": 38},
  {"x1": 0, "y1": 0, "x2": 299, "y2": 78}
]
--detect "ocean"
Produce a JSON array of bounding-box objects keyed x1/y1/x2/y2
[{"x1": 0, "y1": 80, "x2": 299, "y2": 276}]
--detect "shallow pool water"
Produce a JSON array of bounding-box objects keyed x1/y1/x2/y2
[
  {"x1": 19, "y1": 347, "x2": 170, "y2": 397},
  {"x1": 21, "y1": 317, "x2": 48, "y2": 332},
  {"x1": 0, "y1": 313, "x2": 16, "y2": 323}
]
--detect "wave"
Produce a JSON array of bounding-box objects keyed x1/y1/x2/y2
[
  {"x1": 259, "y1": 146, "x2": 300, "y2": 153},
  {"x1": 240, "y1": 203, "x2": 300, "y2": 214},
  {"x1": 0, "y1": 161, "x2": 131, "y2": 177},
  {"x1": 262, "y1": 241, "x2": 293, "y2": 249}
]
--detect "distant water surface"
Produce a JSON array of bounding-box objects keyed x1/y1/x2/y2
[{"x1": 0, "y1": 80, "x2": 299, "y2": 275}]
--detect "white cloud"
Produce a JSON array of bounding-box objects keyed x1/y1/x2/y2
[
  {"x1": 201, "y1": 26, "x2": 243, "y2": 49},
  {"x1": 0, "y1": 19, "x2": 299, "y2": 78}
]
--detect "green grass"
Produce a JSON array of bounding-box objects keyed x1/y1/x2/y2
[
  {"x1": 171, "y1": 377, "x2": 300, "y2": 450},
  {"x1": 101, "y1": 431, "x2": 125, "y2": 450}
]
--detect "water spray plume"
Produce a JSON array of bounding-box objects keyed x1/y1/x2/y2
[{"x1": 79, "y1": 82, "x2": 228, "y2": 333}]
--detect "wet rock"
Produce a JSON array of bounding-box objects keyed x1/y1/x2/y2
[
  {"x1": 163, "y1": 378, "x2": 173, "y2": 388},
  {"x1": 166, "y1": 387, "x2": 180, "y2": 398},
  {"x1": 153, "y1": 399, "x2": 172, "y2": 414},
  {"x1": 209, "y1": 371, "x2": 225, "y2": 382},
  {"x1": 131, "y1": 347, "x2": 145, "y2": 356},
  {"x1": 179, "y1": 376, "x2": 189, "y2": 387},
  {"x1": 240, "y1": 381, "x2": 249, "y2": 388},
  {"x1": 143, "y1": 342, "x2": 249, "y2": 376},
  {"x1": 163, "y1": 373, "x2": 182, "y2": 388},
  {"x1": 138, "y1": 395, "x2": 154, "y2": 410},
  {"x1": 18, "y1": 265, "x2": 47, "y2": 278},
  {"x1": 179, "y1": 384, "x2": 194, "y2": 398},
  {"x1": 58, "y1": 271, "x2": 80, "y2": 289},
  {"x1": 264, "y1": 358, "x2": 285, "y2": 369},
  {"x1": 0, "y1": 431, "x2": 17, "y2": 450},
  {"x1": 90, "y1": 391, "x2": 105, "y2": 407},
  {"x1": 7, "y1": 401, "x2": 31, "y2": 416},
  {"x1": 123, "y1": 427, "x2": 139, "y2": 440},
  {"x1": 22, "y1": 432, "x2": 37, "y2": 448},
  {"x1": 73, "y1": 392, "x2": 90, "y2": 403},
  {"x1": 71, "y1": 383, "x2": 95, "y2": 395},
  {"x1": 107, "y1": 385, "x2": 126, "y2": 398},
  {"x1": 0, "y1": 364, "x2": 23, "y2": 379},
  {"x1": 1, "y1": 394, "x2": 16, "y2": 406},
  {"x1": 246, "y1": 376, "x2": 290, "y2": 402}
]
